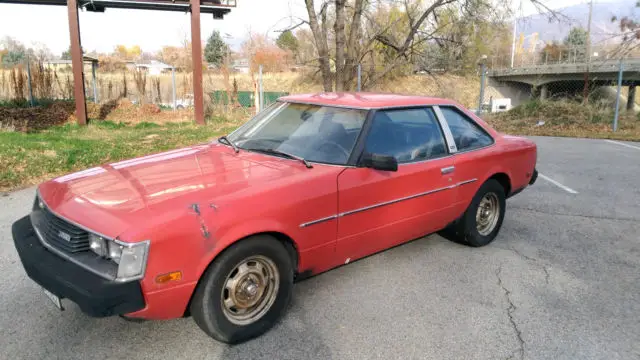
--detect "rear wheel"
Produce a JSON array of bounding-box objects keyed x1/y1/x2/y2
[
  {"x1": 190, "y1": 235, "x2": 293, "y2": 343},
  {"x1": 447, "y1": 179, "x2": 506, "y2": 247}
]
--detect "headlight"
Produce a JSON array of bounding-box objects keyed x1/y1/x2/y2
[
  {"x1": 89, "y1": 233, "x2": 149, "y2": 281},
  {"x1": 107, "y1": 241, "x2": 124, "y2": 264},
  {"x1": 116, "y1": 241, "x2": 149, "y2": 280},
  {"x1": 89, "y1": 233, "x2": 108, "y2": 257}
]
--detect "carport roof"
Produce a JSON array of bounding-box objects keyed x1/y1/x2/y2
[{"x1": 0, "y1": 0, "x2": 235, "y2": 14}]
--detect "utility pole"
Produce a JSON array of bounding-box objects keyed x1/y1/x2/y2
[
  {"x1": 583, "y1": 0, "x2": 593, "y2": 103},
  {"x1": 510, "y1": 0, "x2": 521, "y2": 68}
]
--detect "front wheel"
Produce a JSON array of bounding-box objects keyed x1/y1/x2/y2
[
  {"x1": 448, "y1": 179, "x2": 506, "y2": 247},
  {"x1": 190, "y1": 235, "x2": 294, "y2": 343}
]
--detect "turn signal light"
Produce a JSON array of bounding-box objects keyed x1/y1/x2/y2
[{"x1": 155, "y1": 271, "x2": 182, "y2": 284}]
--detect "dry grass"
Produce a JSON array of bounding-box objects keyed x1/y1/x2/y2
[
  {"x1": 1, "y1": 69, "x2": 482, "y2": 108},
  {"x1": 370, "y1": 73, "x2": 480, "y2": 108},
  {"x1": 484, "y1": 100, "x2": 640, "y2": 141}
]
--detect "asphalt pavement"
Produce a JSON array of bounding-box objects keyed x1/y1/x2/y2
[{"x1": 1, "y1": 136, "x2": 638, "y2": 360}]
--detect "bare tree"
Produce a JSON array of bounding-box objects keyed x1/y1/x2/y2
[
  {"x1": 304, "y1": 0, "x2": 333, "y2": 91},
  {"x1": 298, "y1": 0, "x2": 559, "y2": 91}
]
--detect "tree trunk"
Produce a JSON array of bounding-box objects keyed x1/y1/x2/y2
[
  {"x1": 304, "y1": 0, "x2": 332, "y2": 92},
  {"x1": 334, "y1": 0, "x2": 346, "y2": 91},
  {"x1": 344, "y1": 0, "x2": 365, "y2": 91}
]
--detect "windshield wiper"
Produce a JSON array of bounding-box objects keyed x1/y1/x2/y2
[
  {"x1": 218, "y1": 136, "x2": 239, "y2": 153},
  {"x1": 248, "y1": 148, "x2": 313, "y2": 169}
]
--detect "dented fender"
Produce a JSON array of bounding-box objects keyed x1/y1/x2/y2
[{"x1": 194, "y1": 217, "x2": 298, "y2": 279}]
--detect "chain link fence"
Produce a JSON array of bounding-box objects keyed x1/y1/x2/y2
[
  {"x1": 475, "y1": 47, "x2": 640, "y2": 133},
  {"x1": 2, "y1": 53, "x2": 638, "y2": 133}
]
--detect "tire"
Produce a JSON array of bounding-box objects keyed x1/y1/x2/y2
[
  {"x1": 448, "y1": 179, "x2": 506, "y2": 247},
  {"x1": 190, "y1": 235, "x2": 294, "y2": 343},
  {"x1": 176, "y1": 105, "x2": 185, "y2": 110}
]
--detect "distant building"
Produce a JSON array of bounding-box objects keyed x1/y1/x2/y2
[
  {"x1": 124, "y1": 61, "x2": 137, "y2": 71},
  {"x1": 42, "y1": 59, "x2": 73, "y2": 71},
  {"x1": 232, "y1": 58, "x2": 250, "y2": 74},
  {"x1": 135, "y1": 60, "x2": 173, "y2": 75},
  {"x1": 43, "y1": 56, "x2": 99, "y2": 72}
]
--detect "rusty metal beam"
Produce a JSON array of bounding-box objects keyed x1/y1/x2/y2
[
  {"x1": 67, "y1": 0, "x2": 88, "y2": 126},
  {"x1": 0, "y1": 0, "x2": 235, "y2": 15},
  {"x1": 190, "y1": 0, "x2": 205, "y2": 125}
]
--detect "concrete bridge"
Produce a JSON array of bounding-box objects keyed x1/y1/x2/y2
[{"x1": 487, "y1": 59, "x2": 640, "y2": 109}]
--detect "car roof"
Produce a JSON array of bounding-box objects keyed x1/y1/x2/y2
[{"x1": 278, "y1": 92, "x2": 456, "y2": 110}]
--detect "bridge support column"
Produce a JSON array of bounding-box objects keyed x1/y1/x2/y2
[
  {"x1": 540, "y1": 84, "x2": 548, "y2": 101},
  {"x1": 627, "y1": 84, "x2": 636, "y2": 112}
]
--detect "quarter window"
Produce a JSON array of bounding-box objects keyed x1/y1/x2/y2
[
  {"x1": 439, "y1": 107, "x2": 493, "y2": 151},
  {"x1": 363, "y1": 108, "x2": 448, "y2": 163}
]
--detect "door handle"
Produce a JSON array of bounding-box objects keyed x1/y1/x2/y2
[{"x1": 441, "y1": 166, "x2": 455, "y2": 175}]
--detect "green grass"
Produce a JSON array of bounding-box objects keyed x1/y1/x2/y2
[{"x1": 0, "y1": 120, "x2": 238, "y2": 192}]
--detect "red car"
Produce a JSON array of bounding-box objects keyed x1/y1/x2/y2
[{"x1": 12, "y1": 93, "x2": 537, "y2": 343}]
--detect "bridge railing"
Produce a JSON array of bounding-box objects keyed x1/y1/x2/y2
[
  {"x1": 477, "y1": 44, "x2": 640, "y2": 133},
  {"x1": 489, "y1": 45, "x2": 640, "y2": 72}
]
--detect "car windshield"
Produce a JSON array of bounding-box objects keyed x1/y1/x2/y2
[{"x1": 227, "y1": 102, "x2": 367, "y2": 165}]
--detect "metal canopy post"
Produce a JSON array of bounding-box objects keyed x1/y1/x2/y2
[
  {"x1": 190, "y1": 0, "x2": 205, "y2": 125},
  {"x1": 172, "y1": 67, "x2": 177, "y2": 111},
  {"x1": 26, "y1": 54, "x2": 34, "y2": 107},
  {"x1": 613, "y1": 59, "x2": 623, "y2": 132},
  {"x1": 67, "y1": 0, "x2": 88, "y2": 125},
  {"x1": 92, "y1": 61, "x2": 98, "y2": 103}
]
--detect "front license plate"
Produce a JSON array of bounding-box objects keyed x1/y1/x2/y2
[{"x1": 43, "y1": 288, "x2": 64, "y2": 311}]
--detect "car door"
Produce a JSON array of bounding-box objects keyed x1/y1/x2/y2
[
  {"x1": 434, "y1": 105, "x2": 496, "y2": 215},
  {"x1": 336, "y1": 107, "x2": 457, "y2": 263}
]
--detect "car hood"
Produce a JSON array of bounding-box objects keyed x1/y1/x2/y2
[{"x1": 37, "y1": 143, "x2": 309, "y2": 239}]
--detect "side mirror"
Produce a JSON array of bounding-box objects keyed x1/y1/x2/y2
[{"x1": 361, "y1": 153, "x2": 398, "y2": 172}]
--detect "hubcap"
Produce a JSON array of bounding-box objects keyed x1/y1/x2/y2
[
  {"x1": 221, "y1": 255, "x2": 279, "y2": 325},
  {"x1": 476, "y1": 192, "x2": 500, "y2": 236}
]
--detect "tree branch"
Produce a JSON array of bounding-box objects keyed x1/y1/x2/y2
[
  {"x1": 398, "y1": 0, "x2": 458, "y2": 54},
  {"x1": 374, "y1": 34, "x2": 403, "y2": 53},
  {"x1": 528, "y1": 0, "x2": 570, "y2": 23},
  {"x1": 276, "y1": 20, "x2": 309, "y2": 33}
]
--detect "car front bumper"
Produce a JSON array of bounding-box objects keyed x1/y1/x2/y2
[{"x1": 12, "y1": 215, "x2": 145, "y2": 317}]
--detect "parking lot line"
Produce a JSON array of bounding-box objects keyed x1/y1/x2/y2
[
  {"x1": 538, "y1": 173, "x2": 579, "y2": 194},
  {"x1": 604, "y1": 139, "x2": 640, "y2": 151}
]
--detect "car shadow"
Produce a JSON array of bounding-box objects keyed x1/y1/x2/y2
[
  {"x1": 218, "y1": 286, "x2": 335, "y2": 360},
  {"x1": 11, "y1": 278, "x2": 333, "y2": 359}
]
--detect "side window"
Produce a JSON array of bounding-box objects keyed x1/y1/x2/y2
[
  {"x1": 364, "y1": 108, "x2": 448, "y2": 163},
  {"x1": 439, "y1": 107, "x2": 493, "y2": 151}
]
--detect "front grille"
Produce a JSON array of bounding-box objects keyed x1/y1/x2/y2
[{"x1": 32, "y1": 202, "x2": 90, "y2": 253}]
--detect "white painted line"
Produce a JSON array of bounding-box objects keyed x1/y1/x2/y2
[
  {"x1": 604, "y1": 139, "x2": 640, "y2": 151},
  {"x1": 538, "y1": 173, "x2": 579, "y2": 194}
]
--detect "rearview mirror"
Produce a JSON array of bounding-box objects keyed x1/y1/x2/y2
[{"x1": 361, "y1": 153, "x2": 398, "y2": 172}]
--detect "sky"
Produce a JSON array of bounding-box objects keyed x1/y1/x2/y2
[{"x1": 0, "y1": 0, "x2": 611, "y2": 56}]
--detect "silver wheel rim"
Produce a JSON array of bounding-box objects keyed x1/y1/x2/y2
[
  {"x1": 476, "y1": 192, "x2": 500, "y2": 236},
  {"x1": 221, "y1": 255, "x2": 279, "y2": 325}
]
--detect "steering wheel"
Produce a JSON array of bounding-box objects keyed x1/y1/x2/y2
[{"x1": 316, "y1": 140, "x2": 350, "y2": 159}]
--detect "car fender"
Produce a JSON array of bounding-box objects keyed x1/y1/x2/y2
[
  {"x1": 457, "y1": 164, "x2": 513, "y2": 211},
  {"x1": 195, "y1": 217, "x2": 299, "y2": 279}
]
